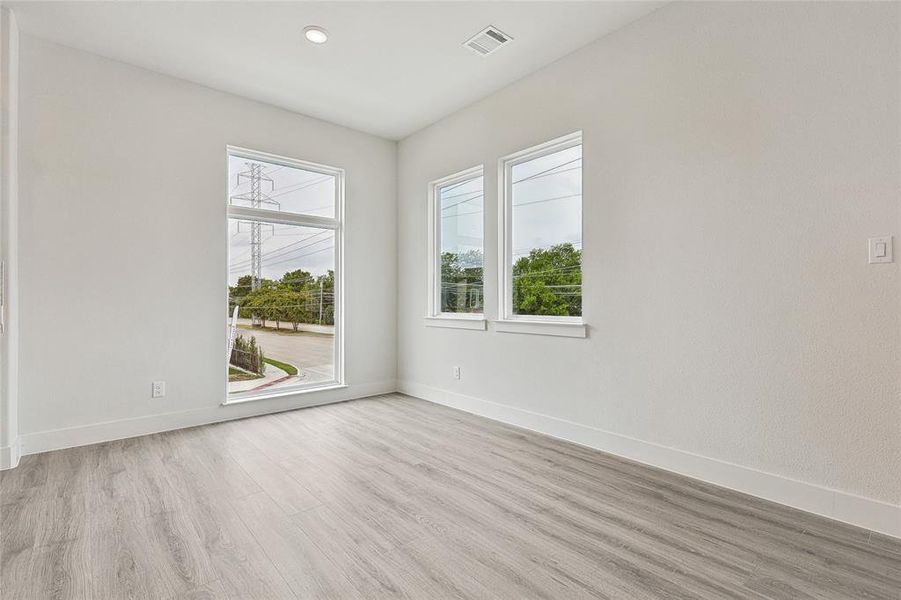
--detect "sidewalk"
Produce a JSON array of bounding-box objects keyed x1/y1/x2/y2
[
  {"x1": 236, "y1": 318, "x2": 334, "y2": 335},
  {"x1": 229, "y1": 361, "x2": 291, "y2": 393}
]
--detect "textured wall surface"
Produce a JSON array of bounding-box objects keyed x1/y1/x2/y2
[{"x1": 397, "y1": 2, "x2": 900, "y2": 504}]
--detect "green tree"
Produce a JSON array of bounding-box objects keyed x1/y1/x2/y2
[
  {"x1": 242, "y1": 286, "x2": 313, "y2": 331},
  {"x1": 228, "y1": 275, "x2": 253, "y2": 316},
  {"x1": 281, "y1": 290, "x2": 311, "y2": 331},
  {"x1": 243, "y1": 287, "x2": 281, "y2": 328},
  {"x1": 231, "y1": 277, "x2": 277, "y2": 319},
  {"x1": 281, "y1": 269, "x2": 313, "y2": 292},
  {"x1": 230, "y1": 334, "x2": 265, "y2": 374},
  {"x1": 512, "y1": 243, "x2": 581, "y2": 317},
  {"x1": 267, "y1": 289, "x2": 290, "y2": 330}
]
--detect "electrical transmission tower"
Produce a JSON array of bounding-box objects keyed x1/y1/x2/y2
[{"x1": 230, "y1": 162, "x2": 279, "y2": 325}]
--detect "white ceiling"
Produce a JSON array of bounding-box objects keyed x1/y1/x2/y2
[{"x1": 10, "y1": 1, "x2": 663, "y2": 140}]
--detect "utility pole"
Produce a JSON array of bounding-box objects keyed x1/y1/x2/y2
[
  {"x1": 248, "y1": 162, "x2": 263, "y2": 293},
  {"x1": 230, "y1": 162, "x2": 278, "y2": 326},
  {"x1": 319, "y1": 279, "x2": 324, "y2": 324}
]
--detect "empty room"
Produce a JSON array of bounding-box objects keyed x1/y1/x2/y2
[{"x1": 0, "y1": 1, "x2": 899, "y2": 598}]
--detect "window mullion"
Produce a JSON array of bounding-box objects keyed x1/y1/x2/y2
[{"x1": 227, "y1": 205, "x2": 338, "y2": 230}]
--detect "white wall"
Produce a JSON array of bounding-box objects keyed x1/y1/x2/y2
[
  {"x1": 17, "y1": 36, "x2": 397, "y2": 448},
  {"x1": 397, "y1": 2, "x2": 901, "y2": 535},
  {"x1": 0, "y1": 7, "x2": 20, "y2": 469}
]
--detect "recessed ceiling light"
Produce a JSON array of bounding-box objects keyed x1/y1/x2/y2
[{"x1": 303, "y1": 26, "x2": 328, "y2": 45}]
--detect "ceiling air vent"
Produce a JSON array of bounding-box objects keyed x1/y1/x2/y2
[{"x1": 463, "y1": 26, "x2": 512, "y2": 56}]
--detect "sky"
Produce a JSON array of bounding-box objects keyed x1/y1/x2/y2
[
  {"x1": 229, "y1": 146, "x2": 582, "y2": 288},
  {"x1": 511, "y1": 145, "x2": 582, "y2": 258},
  {"x1": 440, "y1": 144, "x2": 582, "y2": 261},
  {"x1": 228, "y1": 156, "x2": 336, "y2": 285},
  {"x1": 440, "y1": 175, "x2": 484, "y2": 267}
]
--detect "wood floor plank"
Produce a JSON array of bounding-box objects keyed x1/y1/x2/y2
[
  {"x1": 150, "y1": 426, "x2": 300, "y2": 599},
  {"x1": 2, "y1": 393, "x2": 899, "y2": 599},
  {"x1": 230, "y1": 491, "x2": 360, "y2": 599},
  {"x1": 223, "y1": 432, "x2": 322, "y2": 516},
  {"x1": 359, "y1": 395, "x2": 901, "y2": 596}
]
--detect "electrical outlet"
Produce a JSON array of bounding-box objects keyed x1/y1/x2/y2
[
  {"x1": 151, "y1": 380, "x2": 166, "y2": 398},
  {"x1": 453, "y1": 366, "x2": 461, "y2": 380}
]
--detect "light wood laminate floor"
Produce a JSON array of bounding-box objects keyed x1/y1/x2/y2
[{"x1": 1, "y1": 394, "x2": 898, "y2": 599}]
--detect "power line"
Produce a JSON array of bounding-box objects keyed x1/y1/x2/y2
[
  {"x1": 230, "y1": 232, "x2": 330, "y2": 268},
  {"x1": 230, "y1": 231, "x2": 332, "y2": 269},
  {"x1": 439, "y1": 176, "x2": 481, "y2": 196},
  {"x1": 438, "y1": 158, "x2": 580, "y2": 218},
  {"x1": 441, "y1": 192, "x2": 581, "y2": 219},
  {"x1": 513, "y1": 265, "x2": 581, "y2": 278},
  {"x1": 256, "y1": 244, "x2": 335, "y2": 269},
  {"x1": 269, "y1": 175, "x2": 332, "y2": 199},
  {"x1": 438, "y1": 162, "x2": 579, "y2": 214},
  {"x1": 230, "y1": 275, "x2": 334, "y2": 289},
  {"x1": 440, "y1": 192, "x2": 484, "y2": 212},
  {"x1": 513, "y1": 192, "x2": 581, "y2": 208},
  {"x1": 513, "y1": 157, "x2": 581, "y2": 185}
]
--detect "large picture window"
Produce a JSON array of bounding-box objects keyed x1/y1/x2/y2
[
  {"x1": 499, "y1": 132, "x2": 582, "y2": 326},
  {"x1": 427, "y1": 166, "x2": 485, "y2": 326},
  {"x1": 226, "y1": 147, "x2": 343, "y2": 399}
]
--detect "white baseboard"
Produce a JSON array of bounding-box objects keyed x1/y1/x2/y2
[
  {"x1": 13, "y1": 377, "x2": 900, "y2": 540},
  {"x1": 0, "y1": 437, "x2": 20, "y2": 470},
  {"x1": 18, "y1": 380, "x2": 395, "y2": 457},
  {"x1": 397, "y1": 380, "x2": 901, "y2": 540}
]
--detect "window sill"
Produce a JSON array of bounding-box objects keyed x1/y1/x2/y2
[
  {"x1": 221, "y1": 382, "x2": 347, "y2": 406},
  {"x1": 493, "y1": 319, "x2": 587, "y2": 338},
  {"x1": 424, "y1": 316, "x2": 487, "y2": 331}
]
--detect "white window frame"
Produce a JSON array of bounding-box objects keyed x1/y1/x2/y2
[
  {"x1": 496, "y1": 132, "x2": 586, "y2": 338},
  {"x1": 223, "y1": 145, "x2": 345, "y2": 404},
  {"x1": 426, "y1": 165, "x2": 487, "y2": 331}
]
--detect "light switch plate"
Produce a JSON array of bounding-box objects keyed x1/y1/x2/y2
[{"x1": 868, "y1": 236, "x2": 893, "y2": 264}]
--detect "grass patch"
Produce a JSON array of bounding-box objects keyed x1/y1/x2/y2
[
  {"x1": 229, "y1": 367, "x2": 262, "y2": 382},
  {"x1": 263, "y1": 357, "x2": 298, "y2": 376}
]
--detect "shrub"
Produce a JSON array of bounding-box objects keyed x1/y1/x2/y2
[{"x1": 230, "y1": 334, "x2": 265, "y2": 375}]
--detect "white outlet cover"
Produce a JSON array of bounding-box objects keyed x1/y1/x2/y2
[
  {"x1": 868, "y1": 236, "x2": 893, "y2": 264},
  {"x1": 152, "y1": 380, "x2": 166, "y2": 398}
]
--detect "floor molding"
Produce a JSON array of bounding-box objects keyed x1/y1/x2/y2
[
  {"x1": 397, "y1": 380, "x2": 901, "y2": 540},
  {"x1": 18, "y1": 379, "x2": 395, "y2": 458},
  {"x1": 0, "y1": 438, "x2": 19, "y2": 470}
]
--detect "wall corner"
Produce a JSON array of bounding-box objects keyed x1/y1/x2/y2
[{"x1": 0, "y1": 6, "x2": 20, "y2": 468}]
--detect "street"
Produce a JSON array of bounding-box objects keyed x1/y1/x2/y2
[{"x1": 229, "y1": 321, "x2": 335, "y2": 393}]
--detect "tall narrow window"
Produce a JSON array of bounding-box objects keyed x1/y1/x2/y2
[
  {"x1": 226, "y1": 147, "x2": 343, "y2": 399},
  {"x1": 427, "y1": 166, "x2": 485, "y2": 325},
  {"x1": 500, "y1": 132, "x2": 582, "y2": 324}
]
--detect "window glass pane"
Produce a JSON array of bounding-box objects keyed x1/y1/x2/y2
[
  {"x1": 228, "y1": 155, "x2": 335, "y2": 218},
  {"x1": 510, "y1": 144, "x2": 582, "y2": 317},
  {"x1": 439, "y1": 175, "x2": 484, "y2": 313},
  {"x1": 228, "y1": 219, "x2": 335, "y2": 394}
]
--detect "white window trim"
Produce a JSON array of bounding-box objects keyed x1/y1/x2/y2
[
  {"x1": 425, "y1": 315, "x2": 487, "y2": 330},
  {"x1": 492, "y1": 319, "x2": 586, "y2": 338},
  {"x1": 426, "y1": 165, "x2": 486, "y2": 327},
  {"x1": 495, "y1": 131, "x2": 586, "y2": 338},
  {"x1": 223, "y1": 145, "x2": 345, "y2": 404}
]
